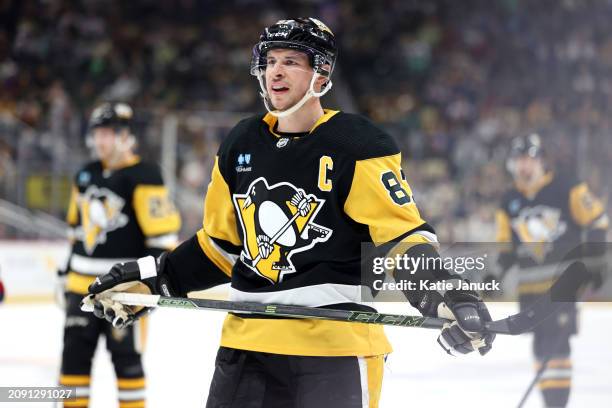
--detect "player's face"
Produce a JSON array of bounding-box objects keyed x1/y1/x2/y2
[
  {"x1": 264, "y1": 49, "x2": 314, "y2": 111},
  {"x1": 92, "y1": 127, "x2": 119, "y2": 162},
  {"x1": 514, "y1": 155, "x2": 544, "y2": 184}
]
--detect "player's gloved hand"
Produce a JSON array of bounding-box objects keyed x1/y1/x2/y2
[
  {"x1": 416, "y1": 285, "x2": 495, "y2": 356},
  {"x1": 80, "y1": 254, "x2": 175, "y2": 329},
  {"x1": 437, "y1": 288, "x2": 495, "y2": 356},
  {"x1": 0, "y1": 278, "x2": 5, "y2": 304}
]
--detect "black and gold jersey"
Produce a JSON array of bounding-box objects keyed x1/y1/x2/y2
[
  {"x1": 168, "y1": 110, "x2": 435, "y2": 356},
  {"x1": 496, "y1": 171, "x2": 608, "y2": 295},
  {"x1": 65, "y1": 157, "x2": 181, "y2": 294}
]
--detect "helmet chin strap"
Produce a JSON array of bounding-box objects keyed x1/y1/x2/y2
[{"x1": 257, "y1": 71, "x2": 333, "y2": 118}]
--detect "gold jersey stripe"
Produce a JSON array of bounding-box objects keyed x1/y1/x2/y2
[
  {"x1": 518, "y1": 278, "x2": 554, "y2": 295},
  {"x1": 60, "y1": 374, "x2": 91, "y2": 386},
  {"x1": 535, "y1": 358, "x2": 572, "y2": 369},
  {"x1": 262, "y1": 109, "x2": 340, "y2": 137},
  {"x1": 569, "y1": 182, "x2": 605, "y2": 227},
  {"x1": 386, "y1": 233, "x2": 434, "y2": 279},
  {"x1": 66, "y1": 272, "x2": 97, "y2": 295},
  {"x1": 197, "y1": 228, "x2": 233, "y2": 277},
  {"x1": 118, "y1": 401, "x2": 146, "y2": 408},
  {"x1": 132, "y1": 185, "x2": 181, "y2": 236},
  {"x1": 117, "y1": 377, "x2": 146, "y2": 389},
  {"x1": 538, "y1": 379, "x2": 572, "y2": 389},
  {"x1": 63, "y1": 397, "x2": 90, "y2": 407},
  {"x1": 309, "y1": 109, "x2": 340, "y2": 132},
  {"x1": 203, "y1": 157, "x2": 241, "y2": 246},
  {"x1": 220, "y1": 314, "x2": 392, "y2": 357},
  {"x1": 495, "y1": 209, "x2": 512, "y2": 243},
  {"x1": 344, "y1": 153, "x2": 425, "y2": 244},
  {"x1": 66, "y1": 184, "x2": 79, "y2": 225},
  {"x1": 365, "y1": 355, "x2": 384, "y2": 408}
]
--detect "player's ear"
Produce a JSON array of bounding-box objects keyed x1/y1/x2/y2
[{"x1": 314, "y1": 64, "x2": 331, "y2": 92}]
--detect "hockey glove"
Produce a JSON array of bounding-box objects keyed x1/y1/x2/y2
[
  {"x1": 418, "y1": 285, "x2": 495, "y2": 356},
  {"x1": 81, "y1": 253, "x2": 175, "y2": 329}
]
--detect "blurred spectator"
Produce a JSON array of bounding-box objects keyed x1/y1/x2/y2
[{"x1": 1, "y1": 0, "x2": 610, "y2": 240}]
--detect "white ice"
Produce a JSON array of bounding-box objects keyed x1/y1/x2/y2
[{"x1": 0, "y1": 302, "x2": 611, "y2": 408}]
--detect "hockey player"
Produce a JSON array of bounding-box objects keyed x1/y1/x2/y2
[
  {"x1": 58, "y1": 102, "x2": 181, "y2": 408},
  {"x1": 82, "y1": 18, "x2": 495, "y2": 407},
  {"x1": 496, "y1": 133, "x2": 608, "y2": 407}
]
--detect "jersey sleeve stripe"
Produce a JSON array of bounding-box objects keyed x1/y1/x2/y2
[
  {"x1": 145, "y1": 233, "x2": 179, "y2": 249},
  {"x1": 66, "y1": 184, "x2": 79, "y2": 225},
  {"x1": 204, "y1": 156, "x2": 242, "y2": 246},
  {"x1": 229, "y1": 283, "x2": 367, "y2": 307},
  {"x1": 197, "y1": 228, "x2": 233, "y2": 277},
  {"x1": 70, "y1": 254, "x2": 133, "y2": 275}
]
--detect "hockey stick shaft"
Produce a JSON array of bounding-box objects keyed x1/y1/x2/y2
[
  {"x1": 106, "y1": 261, "x2": 587, "y2": 334},
  {"x1": 109, "y1": 292, "x2": 449, "y2": 330},
  {"x1": 516, "y1": 328, "x2": 572, "y2": 408},
  {"x1": 516, "y1": 282, "x2": 591, "y2": 407}
]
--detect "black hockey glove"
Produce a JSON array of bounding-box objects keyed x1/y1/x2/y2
[
  {"x1": 417, "y1": 284, "x2": 495, "y2": 356},
  {"x1": 80, "y1": 253, "x2": 176, "y2": 329}
]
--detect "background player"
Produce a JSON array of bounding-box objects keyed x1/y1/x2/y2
[
  {"x1": 495, "y1": 133, "x2": 608, "y2": 407},
  {"x1": 82, "y1": 18, "x2": 495, "y2": 407},
  {"x1": 57, "y1": 102, "x2": 181, "y2": 408}
]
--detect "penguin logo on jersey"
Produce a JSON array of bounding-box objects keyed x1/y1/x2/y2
[
  {"x1": 233, "y1": 177, "x2": 332, "y2": 283},
  {"x1": 75, "y1": 186, "x2": 129, "y2": 254},
  {"x1": 511, "y1": 205, "x2": 567, "y2": 262}
]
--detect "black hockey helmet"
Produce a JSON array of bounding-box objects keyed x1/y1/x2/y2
[
  {"x1": 250, "y1": 17, "x2": 338, "y2": 78},
  {"x1": 88, "y1": 102, "x2": 134, "y2": 131},
  {"x1": 510, "y1": 133, "x2": 543, "y2": 158}
]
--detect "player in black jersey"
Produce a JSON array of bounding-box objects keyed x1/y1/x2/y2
[
  {"x1": 57, "y1": 102, "x2": 181, "y2": 408},
  {"x1": 82, "y1": 18, "x2": 495, "y2": 407},
  {"x1": 496, "y1": 133, "x2": 608, "y2": 407}
]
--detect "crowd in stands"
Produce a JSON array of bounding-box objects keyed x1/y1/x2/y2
[{"x1": 1, "y1": 0, "x2": 610, "y2": 240}]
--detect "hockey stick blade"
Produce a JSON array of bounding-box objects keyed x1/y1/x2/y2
[{"x1": 484, "y1": 261, "x2": 590, "y2": 335}]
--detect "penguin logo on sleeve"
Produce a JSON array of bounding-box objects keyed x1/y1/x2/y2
[{"x1": 233, "y1": 177, "x2": 332, "y2": 283}]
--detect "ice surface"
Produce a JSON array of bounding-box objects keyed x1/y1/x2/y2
[{"x1": 0, "y1": 302, "x2": 610, "y2": 407}]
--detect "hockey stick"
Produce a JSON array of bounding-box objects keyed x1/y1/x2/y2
[
  {"x1": 516, "y1": 327, "x2": 573, "y2": 408},
  {"x1": 107, "y1": 262, "x2": 588, "y2": 335},
  {"x1": 516, "y1": 262, "x2": 592, "y2": 408}
]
